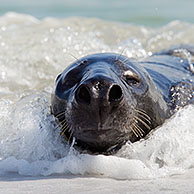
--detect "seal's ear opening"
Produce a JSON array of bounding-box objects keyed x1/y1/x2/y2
[{"x1": 56, "y1": 73, "x2": 62, "y2": 82}]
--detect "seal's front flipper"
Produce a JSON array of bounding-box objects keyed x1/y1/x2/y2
[{"x1": 154, "y1": 44, "x2": 194, "y2": 73}]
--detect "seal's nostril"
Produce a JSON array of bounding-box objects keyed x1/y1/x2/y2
[
  {"x1": 108, "y1": 84, "x2": 123, "y2": 103},
  {"x1": 76, "y1": 85, "x2": 91, "y2": 104}
]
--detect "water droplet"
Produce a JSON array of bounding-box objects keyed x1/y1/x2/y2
[
  {"x1": 49, "y1": 28, "x2": 54, "y2": 33},
  {"x1": 1, "y1": 26, "x2": 6, "y2": 31}
]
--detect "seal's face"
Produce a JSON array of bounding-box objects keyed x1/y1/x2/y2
[{"x1": 51, "y1": 53, "x2": 166, "y2": 154}]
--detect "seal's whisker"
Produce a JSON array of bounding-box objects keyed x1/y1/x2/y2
[
  {"x1": 116, "y1": 47, "x2": 127, "y2": 61},
  {"x1": 129, "y1": 126, "x2": 139, "y2": 137},
  {"x1": 60, "y1": 125, "x2": 69, "y2": 136},
  {"x1": 61, "y1": 119, "x2": 68, "y2": 126},
  {"x1": 138, "y1": 114, "x2": 151, "y2": 124},
  {"x1": 136, "y1": 108, "x2": 150, "y2": 116},
  {"x1": 120, "y1": 57, "x2": 130, "y2": 65},
  {"x1": 53, "y1": 125, "x2": 61, "y2": 132},
  {"x1": 68, "y1": 130, "x2": 73, "y2": 143},
  {"x1": 126, "y1": 120, "x2": 141, "y2": 137},
  {"x1": 134, "y1": 116, "x2": 151, "y2": 130},
  {"x1": 60, "y1": 121, "x2": 69, "y2": 130},
  {"x1": 55, "y1": 111, "x2": 66, "y2": 118},
  {"x1": 53, "y1": 121, "x2": 63, "y2": 131},
  {"x1": 67, "y1": 53, "x2": 81, "y2": 65},
  {"x1": 133, "y1": 122, "x2": 144, "y2": 137},
  {"x1": 59, "y1": 122, "x2": 68, "y2": 130},
  {"x1": 135, "y1": 109, "x2": 151, "y2": 121},
  {"x1": 58, "y1": 119, "x2": 65, "y2": 126},
  {"x1": 133, "y1": 126, "x2": 141, "y2": 137},
  {"x1": 59, "y1": 119, "x2": 70, "y2": 136},
  {"x1": 59, "y1": 120, "x2": 68, "y2": 130},
  {"x1": 131, "y1": 121, "x2": 142, "y2": 137},
  {"x1": 135, "y1": 112, "x2": 151, "y2": 124}
]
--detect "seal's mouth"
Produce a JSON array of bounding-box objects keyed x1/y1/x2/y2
[
  {"x1": 55, "y1": 105, "x2": 152, "y2": 154},
  {"x1": 79, "y1": 128, "x2": 113, "y2": 134},
  {"x1": 55, "y1": 113, "x2": 125, "y2": 153},
  {"x1": 58, "y1": 117, "x2": 117, "y2": 141}
]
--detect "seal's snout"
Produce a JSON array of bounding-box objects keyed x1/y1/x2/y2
[
  {"x1": 75, "y1": 78, "x2": 124, "y2": 127},
  {"x1": 75, "y1": 82, "x2": 123, "y2": 107}
]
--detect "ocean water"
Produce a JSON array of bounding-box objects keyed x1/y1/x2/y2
[
  {"x1": 0, "y1": 0, "x2": 194, "y2": 26},
  {"x1": 0, "y1": 12, "x2": 194, "y2": 193}
]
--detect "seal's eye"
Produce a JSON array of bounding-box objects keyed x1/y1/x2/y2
[
  {"x1": 80, "y1": 60, "x2": 88, "y2": 65},
  {"x1": 124, "y1": 70, "x2": 141, "y2": 86}
]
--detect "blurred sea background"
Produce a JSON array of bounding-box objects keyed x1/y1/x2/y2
[{"x1": 0, "y1": 0, "x2": 194, "y2": 26}]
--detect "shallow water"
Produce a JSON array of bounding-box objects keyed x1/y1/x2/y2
[{"x1": 0, "y1": 13, "x2": 194, "y2": 185}]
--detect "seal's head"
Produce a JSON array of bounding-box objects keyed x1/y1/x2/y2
[{"x1": 51, "y1": 53, "x2": 168, "y2": 154}]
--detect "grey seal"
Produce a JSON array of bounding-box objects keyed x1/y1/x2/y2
[{"x1": 51, "y1": 44, "x2": 194, "y2": 154}]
